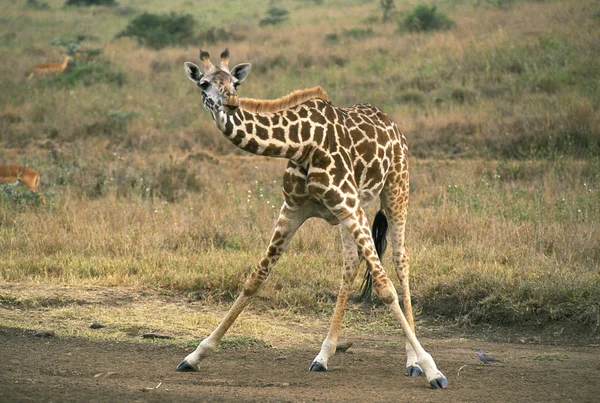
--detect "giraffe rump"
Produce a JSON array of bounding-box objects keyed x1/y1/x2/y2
[
  {"x1": 359, "y1": 209, "x2": 389, "y2": 302},
  {"x1": 239, "y1": 86, "x2": 329, "y2": 114}
]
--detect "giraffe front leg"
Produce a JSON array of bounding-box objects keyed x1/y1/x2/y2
[
  {"x1": 310, "y1": 226, "x2": 361, "y2": 372},
  {"x1": 340, "y1": 209, "x2": 447, "y2": 389},
  {"x1": 177, "y1": 206, "x2": 302, "y2": 372}
]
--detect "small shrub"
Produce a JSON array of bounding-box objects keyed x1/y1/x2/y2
[
  {"x1": 475, "y1": 0, "x2": 515, "y2": 10},
  {"x1": 451, "y1": 87, "x2": 478, "y2": 104},
  {"x1": 399, "y1": 91, "x2": 425, "y2": 105},
  {"x1": 150, "y1": 163, "x2": 203, "y2": 203},
  {"x1": 83, "y1": 110, "x2": 140, "y2": 138},
  {"x1": 400, "y1": 4, "x2": 455, "y2": 32},
  {"x1": 324, "y1": 32, "x2": 339, "y2": 42},
  {"x1": 380, "y1": 0, "x2": 396, "y2": 22},
  {"x1": 260, "y1": 7, "x2": 289, "y2": 26},
  {"x1": 48, "y1": 60, "x2": 125, "y2": 87},
  {"x1": 65, "y1": 0, "x2": 118, "y2": 6},
  {"x1": 0, "y1": 184, "x2": 46, "y2": 209},
  {"x1": 115, "y1": 12, "x2": 197, "y2": 50},
  {"x1": 196, "y1": 27, "x2": 245, "y2": 44},
  {"x1": 26, "y1": 0, "x2": 50, "y2": 9},
  {"x1": 343, "y1": 27, "x2": 374, "y2": 39}
]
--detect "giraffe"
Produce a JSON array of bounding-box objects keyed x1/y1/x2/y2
[{"x1": 179, "y1": 49, "x2": 448, "y2": 389}]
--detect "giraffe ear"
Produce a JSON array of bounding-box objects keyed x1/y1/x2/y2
[
  {"x1": 184, "y1": 62, "x2": 203, "y2": 83},
  {"x1": 231, "y1": 63, "x2": 251, "y2": 83}
]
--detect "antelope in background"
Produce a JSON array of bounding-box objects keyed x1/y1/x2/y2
[
  {"x1": 0, "y1": 165, "x2": 45, "y2": 202},
  {"x1": 27, "y1": 55, "x2": 73, "y2": 80}
]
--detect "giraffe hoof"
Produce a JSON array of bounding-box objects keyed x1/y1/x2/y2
[
  {"x1": 176, "y1": 360, "x2": 198, "y2": 372},
  {"x1": 406, "y1": 365, "x2": 423, "y2": 377},
  {"x1": 429, "y1": 376, "x2": 448, "y2": 390},
  {"x1": 309, "y1": 361, "x2": 327, "y2": 372}
]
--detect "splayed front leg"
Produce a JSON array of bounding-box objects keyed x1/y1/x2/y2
[
  {"x1": 177, "y1": 292, "x2": 251, "y2": 372},
  {"x1": 177, "y1": 206, "x2": 301, "y2": 373}
]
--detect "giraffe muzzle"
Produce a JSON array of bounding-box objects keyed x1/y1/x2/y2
[{"x1": 223, "y1": 94, "x2": 240, "y2": 112}]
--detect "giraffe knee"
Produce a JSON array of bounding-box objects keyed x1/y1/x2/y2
[
  {"x1": 375, "y1": 282, "x2": 398, "y2": 305},
  {"x1": 243, "y1": 268, "x2": 267, "y2": 297}
]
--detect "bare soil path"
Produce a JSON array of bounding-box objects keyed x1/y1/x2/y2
[{"x1": 1, "y1": 325, "x2": 599, "y2": 402}]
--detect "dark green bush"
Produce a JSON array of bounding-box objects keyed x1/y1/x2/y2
[
  {"x1": 65, "y1": 0, "x2": 118, "y2": 6},
  {"x1": 260, "y1": 7, "x2": 289, "y2": 26},
  {"x1": 26, "y1": 0, "x2": 50, "y2": 9},
  {"x1": 115, "y1": 12, "x2": 197, "y2": 49},
  {"x1": 196, "y1": 27, "x2": 245, "y2": 44},
  {"x1": 400, "y1": 4, "x2": 455, "y2": 32},
  {"x1": 0, "y1": 184, "x2": 46, "y2": 209}
]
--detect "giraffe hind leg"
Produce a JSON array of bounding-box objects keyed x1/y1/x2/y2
[
  {"x1": 340, "y1": 208, "x2": 447, "y2": 389},
  {"x1": 383, "y1": 188, "x2": 423, "y2": 377}
]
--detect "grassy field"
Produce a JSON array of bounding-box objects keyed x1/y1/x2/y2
[{"x1": 1, "y1": 0, "x2": 599, "y2": 336}]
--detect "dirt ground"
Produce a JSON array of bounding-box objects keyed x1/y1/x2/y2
[{"x1": 1, "y1": 325, "x2": 599, "y2": 403}]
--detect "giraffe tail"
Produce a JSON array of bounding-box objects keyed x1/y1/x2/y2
[{"x1": 358, "y1": 209, "x2": 388, "y2": 302}]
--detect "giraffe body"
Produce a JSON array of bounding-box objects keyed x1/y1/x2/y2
[{"x1": 179, "y1": 49, "x2": 447, "y2": 390}]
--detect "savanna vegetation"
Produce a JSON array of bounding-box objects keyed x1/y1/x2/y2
[{"x1": 1, "y1": 0, "x2": 599, "y2": 339}]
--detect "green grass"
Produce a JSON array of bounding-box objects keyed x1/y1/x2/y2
[{"x1": 1, "y1": 0, "x2": 599, "y2": 335}]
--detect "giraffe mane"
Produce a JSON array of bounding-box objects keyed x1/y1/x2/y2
[{"x1": 239, "y1": 86, "x2": 329, "y2": 113}]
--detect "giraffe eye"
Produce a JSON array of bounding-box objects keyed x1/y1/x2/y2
[{"x1": 199, "y1": 81, "x2": 210, "y2": 90}]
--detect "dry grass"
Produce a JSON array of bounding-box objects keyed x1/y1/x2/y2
[{"x1": 1, "y1": 0, "x2": 599, "y2": 335}]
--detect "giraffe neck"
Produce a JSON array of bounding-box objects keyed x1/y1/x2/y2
[{"x1": 212, "y1": 98, "x2": 326, "y2": 163}]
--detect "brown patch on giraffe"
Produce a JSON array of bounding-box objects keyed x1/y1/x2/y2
[
  {"x1": 355, "y1": 140, "x2": 376, "y2": 161},
  {"x1": 330, "y1": 154, "x2": 349, "y2": 184},
  {"x1": 285, "y1": 146, "x2": 299, "y2": 160},
  {"x1": 349, "y1": 128, "x2": 364, "y2": 144},
  {"x1": 264, "y1": 144, "x2": 283, "y2": 156},
  {"x1": 231, "y1": 130, "x2": 245, "y2": 146},
  {"x1": 272, "y1": 127, "x2": 286, "y2": 143},
  {"x1": 346, "y1": 196, "x2": 357, "y2": 209},
  {"x1": 358, "y1": 123, "x2": 376, "y2": 138},
  {"x1": 232, "y1": 113, "x2": 242, "y2": 126},
  {"x1": 245, "y1": 138, "x2": 259, "y2": 154},
  {"x1": 340, "y1": 180, "x2": 355, "y2": 194},
  {"x1": 337, "y1": 125, "x2": 351, "y2": 147},
  {"x1": 255, "y1": 125, "x2": 269, "y2": 141},
  {"x1": 313, "y1": 126, "x2": 325, "y2": 145},
  {"x1": 300, "y1": 121, "x2": 312, "y2": 141},
  {"x1": 365, "y1": 161, "x2": 383, "y2": 186},
  {"x1": 322, "y1": 188, "x2": 344, "y2": 207},
  {"x1": 288, "y1": 123, "x2": 301, "y2": 143},
  {"x1": 255, "y1": 114, "x2": 270, "y2": 127},
  {"x1": 307, "y1": 171, "x2": 330, "y2": 188},
  {"x1": 298, "y1": 108, "x2": 309, "y2": 119},
  {"x1": 354, "y1": 161, "x2": 365, "y2": 183},
  {"x1": 309, "y1": 110, "x2": 327, "y2": 125},
  {"x1": 239, "y1": 87, "x2": 328, "y2": 113}
]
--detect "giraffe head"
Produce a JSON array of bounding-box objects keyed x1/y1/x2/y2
[{"x1": 184, "y1": 49, "x2": 251, "y2": 116}]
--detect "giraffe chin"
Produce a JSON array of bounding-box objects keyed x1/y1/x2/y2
[{"x1": 222, "y1": 104, "x2": 239, "y2": 115}]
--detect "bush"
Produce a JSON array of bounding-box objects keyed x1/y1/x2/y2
[
  {"x1": 65, "y1": 0, "x2": 118, "y2": 6},
  {"x1": 0, "y1": 184, "x2": 46, "y2": 209},
  {"x1": 48, "y1": 60, "x2": 125, "y2": 87},
  {"x1": 26, "y1": 0, "x2": 50, "y2": 9},
  {"x1": 260, "y1": 7, "x2": 289, "y2": 26},
  {"x1": 400, "y1": 4, "x2": 455, "y2": 32},
  {"x1": 115, "y1": 12, "x2": 197, "y2": 50}
]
